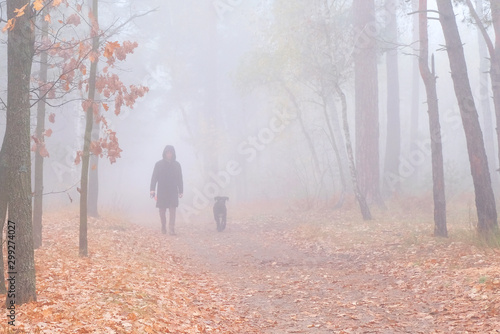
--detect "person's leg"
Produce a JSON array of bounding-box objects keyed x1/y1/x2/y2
[
  {"x1": 159, "y1": 208, "x2": 167, "y2": 234},
  {"x1": 168, "y1": 206, "x2": 176, "y2": 235}
]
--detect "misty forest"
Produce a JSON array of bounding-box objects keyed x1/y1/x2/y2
[{"x1": 1, "y1": 0, "x2": 500, "y2": 332}]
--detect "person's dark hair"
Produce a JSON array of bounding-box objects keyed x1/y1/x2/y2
[{"x1": 162, "y1": 145, "x2": 176, "y2": 160}]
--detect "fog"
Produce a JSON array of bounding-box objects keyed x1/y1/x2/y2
[{"x1": 1, "y1": 0, "x2": 496, "y2": 226}]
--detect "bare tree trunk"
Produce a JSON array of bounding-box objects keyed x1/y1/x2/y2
[
  {"x1": 5, "y1": 0, "x2": 37, "y2": 306},
  {"x1": 0, "y1": 143, "x2": 8, "y2": 294},
  {"x1": 80, "y1": 0, "x2": 99, "y2": 257},
  {"x1": 437, "y1": 0, "x2": 498, "y2": 237},
  {"x1": 490, "y1": 1, "x2": 500, "y2": 186},
  {"x1": 410, "y1": 0, "x2": 421, "y2": 152},
  {"x1": 353, "y1": 0, "x2": 384, "y2": 206},
  {"x1": 383, "y1": 0, "x2": 401, "y2": 194},
  {"x1": 33, "y1": 10, "x2": 49, "y2": 249},
  {"x1": 488, "y1": 0, "x2": 500, "y2": 191},
  {"x1": 336, "y1": 85, "x2": 372, "y2": 220},
  {"x1": 88, "y1": 118, "x2": 99, "y2": 218},
  {"x1": 467, "y1": 0, "x2": 500, "y2": 190},
  {"x1": 476, "y1": 0, "x2": 497, "y2": 188},
  {"x1": 418, "y1": 0, "x2": 447, "y2": 237}
]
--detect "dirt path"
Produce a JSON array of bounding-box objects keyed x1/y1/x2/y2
[
  {"x1": 160, "y1": 212, "x2": 498, "y2": 334},
  {"x1": 13, "y1": 209, "x2": 499, "y2": 333}
]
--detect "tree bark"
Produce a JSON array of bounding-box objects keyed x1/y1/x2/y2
[
  {"x1": 466, "y1": 0, "x2": 500, "y2": 190},
  {"x1": 353, "y1": 0, "x2": 383, "y2": 206},
  {"x1": 33, "y1": 9, "x2": 50, "y2": 250},
  {"x1": 410, "y1": 0, "x2": 421, "y2": 154},
  {"x1": 5, "y1": 0, "x2": 37, "y2": 306},
  {"x1": 0, "y1": 143, "x2": 8, "y2": 294},
  {"x1": 418, "y1": 0, "x2": 447, "y2": 237},
  {"x1": 383, "y1": 0, "x2": 401, "y2": 194},
  {"x1": 437, "y1": 0, "x2": 498, "y2": 236},
  {"x1": 80, "y1": 0, "x2": 99, "y2": 257},
  {"x1": 475, "y1": 0, "x2": 497, "y2": 188},
  {"x1": 336, "y1": 85, "x2": 372, "y2": 220},
  {"x1": 88, "y1": 118, "x2": 100, "y2": 218},
  {"x1": 490, "y1": 1, "x2": 500, "y2": 186}
]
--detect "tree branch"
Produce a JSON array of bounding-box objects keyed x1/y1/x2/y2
[{"x1": 464, "y1": 0, "x2": 496, "y2": 60}]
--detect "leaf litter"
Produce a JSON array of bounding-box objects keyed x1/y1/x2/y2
[{"x1": 2, "y1": 198, "x2": 500, "y2": 333}]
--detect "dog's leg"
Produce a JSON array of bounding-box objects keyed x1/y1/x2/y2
[{"x1": 221, "y1": 214, "x2": 226, "y2": 231}]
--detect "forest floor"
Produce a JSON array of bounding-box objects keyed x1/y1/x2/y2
[{"x1": 2, "y1": 196, "x2": 500, "y2": 333}]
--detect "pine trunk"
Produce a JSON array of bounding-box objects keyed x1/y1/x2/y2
[
  {"x1": 418, "y1": 0, "x2": 447, "y2": 237},
  {"x1": 475, "y1": 0, "x2": 497, "y2": 189},
  {"x1": 410, "y1": 0, "x2": 421, "y2": 152},
  {"x1": 490, "y1": 1, "x2": 500, "y2": 187},
  {"x1": 383, "y1": 0, "x2": 401, "y2": 194},
  {"x1": 437, "y1": 0, "x2": 498, "y2": 236},
  {"x1": 353, "y1": 0, "x2": 383, "y2": 206}
]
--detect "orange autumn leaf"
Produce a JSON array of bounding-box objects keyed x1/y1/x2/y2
[
  {"x1": 44, "y1": 14, "x2": 51, "y2": 22},
  {"x1": 14, "y1": 4, "x2": 28, "y2": 17},
  {"x1": 90, "y1": 141, "x2": 103, "y2": 157},
  {"x1": 38, "y1": 143, "x2": 49, "y2": 158},
  {"x1": 48, "y1": 113, "x2": 55, "y2": 123},
  {"x1": 52, "y1": 0, "x2": 62, "y2": 6},
  {"x1": 89, "y1": 51, "x2": 98, "y2": 63},
  {"x1": 103, "y1": 41, "x2": 120, "y2": 59},
  {"x1": 44, "y1": 128, "x2": 53, "y2": 137},
  {"x1": 74, "y1": 151, "x2": 82, "y2": 165},
  {"x1": 102, "y1": 103, "x2": 109, "y2": 111},
  {"x1": 66, "y1": 13, "x2": 81, "y2": 26},
  {"x1": 33, "y1": 0, "x2": 44, "y2": 11},
  {"x1": 2, "y1": 18, "x2": 16, "y2": 32}
]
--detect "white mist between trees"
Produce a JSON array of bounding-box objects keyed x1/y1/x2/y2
[{"x1": 179, "y1": 108, "x2": 297, "y2": 221}]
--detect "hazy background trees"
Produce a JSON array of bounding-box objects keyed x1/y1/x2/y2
[{"x1": 1, "y1": 0, "x2": 500, "y2": 304}]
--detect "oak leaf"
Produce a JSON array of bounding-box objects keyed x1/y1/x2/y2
[
  {"x1": 38, "y1": 142, "x2": 50, "y2": 158},
  {"x1": 33, "y1": 0, "x2": 44, "y2": 11},
  {"x1": 14, "y1": 4, "x2": 28, "y2": 17},
  {"x1": 66, "y1": 14, "x2": 81, "y2": 26},
  {"x1": 104, "y1": 41, "x2": 120, "y2": 59},
  {"x1": 2, "y1": 18, "x2": 16, "y2": 32}
]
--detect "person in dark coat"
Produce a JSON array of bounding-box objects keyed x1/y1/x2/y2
[{"x1": 150, "y1": 145, "x2": 183, "y2": 235}]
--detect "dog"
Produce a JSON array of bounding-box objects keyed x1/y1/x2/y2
[{"x1": 213, "y1": 196, "x2": 229, "y2": 232}]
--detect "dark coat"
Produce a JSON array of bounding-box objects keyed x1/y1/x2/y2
[{"x1": 150, "y1": 146, "x2": 183, "y2": 208}]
